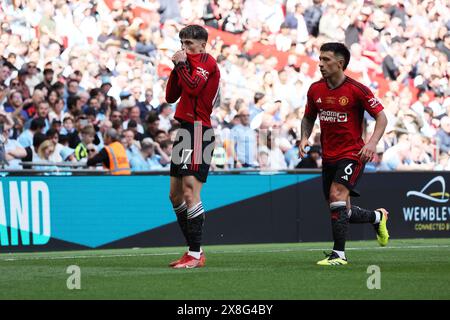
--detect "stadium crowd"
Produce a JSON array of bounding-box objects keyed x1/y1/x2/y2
[{"x1": 0, "y1": 0, "x2": 449, "y2": 172}]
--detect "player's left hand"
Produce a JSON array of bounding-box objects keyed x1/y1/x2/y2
[{"x1": 357, "y1": 142, "x2": 377, "y2": 163}]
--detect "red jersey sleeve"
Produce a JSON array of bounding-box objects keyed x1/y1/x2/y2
[
  {"x1": 165, "y1": 69, "x2": 182, "y2": 103},
  {"x1": 174, "y1": 60, "x2": 213, "y2": 97},
  {"x1": 356, "y1": 84, "x2": 384, "y2": 117},
  {"x1": 304, "y1": 87, "x2": 318, "y2": 120}
]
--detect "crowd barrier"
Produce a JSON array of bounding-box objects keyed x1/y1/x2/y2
[{"x1": 0, "y1": 170, "x2": 449, "y2": 253}]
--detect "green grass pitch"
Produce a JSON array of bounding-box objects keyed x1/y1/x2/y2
[{"x1": 1, "y1": 239, "x2": 449, "y2": 299}]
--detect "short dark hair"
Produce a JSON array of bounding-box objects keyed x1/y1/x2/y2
[
  {"x1": 127, "y1": 119, "x2": 137, "y2": 128},
  {"x1": 320, "y1": 42, "x2": 351, "y2": 70},
  {"x1": 160, "y1": 139, "x2": 173, "y2": 149},
  {"x1": 105, "y1": 128, "x2": 119, "y2": 141},
  {"x1": 52, "y1": 81, "x2": 65, "y2": 91},
  {"x1": 155, "y1": 130, "x2": 166, "y2": 137},
  {"x1": 179, "y1": 25, "x2": 208, "y2": 42},
  {"x1": 254, "y1": 92, "x2": 265, "y2": 104},
  {"x1": 146, "y1": 111, "x2": 159, "y2": 124},
  {"x1": 30, "y1": 117, "x2": 46, "y2": 131},
  {"x1": 43, "y1": 68, "x2": 54, "y2": 75},
  {"x1": 159, "y1": 102, "x2": 171, "y2": 112},
  {"x1": 33, "y1": 132, "x2": 47, "y2": 149},
  {"x1": 67, "y1": 95, "x2": 80, "y2": 111},
  {"x1": 58, "y1": 134, "x2": 69, "y2": 145},
  {"x1": 46, "y1": 128, "x2": 59, "y2": 139},
  {"x1": 89, "y1": 88, "x2": 101, "y2": 98},
  {"x1": 67, "y1": 79, "x2": 79, "y2": 87}
]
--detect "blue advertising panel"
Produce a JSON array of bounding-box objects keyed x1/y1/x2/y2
[{"x1": 0, "y1": 173, "x2": 318, "y2": 250}]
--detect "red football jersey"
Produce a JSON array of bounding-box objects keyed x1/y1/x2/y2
[
  {"x1": 304, "y1": 77, "x2": 384, "y2": 163},
  {"x1": 166, "y1": 52, "x2": 220, "y2": 128}
]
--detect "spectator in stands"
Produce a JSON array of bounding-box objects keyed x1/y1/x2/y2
[
  {"x1": 66, "y1": 79, "x2": 80, "y2": 99},
  {"x1": 34, "y1": 139, "x2": 57, "y2": 171},
  {"x1": 60, "y1": 115, "x2": 75, "y2": 136},
  {"x1": 0, "y1": 0, "x2": 449, "y2": 172},
  {"x1": 60, "y1": 146, "x2": 77, "y2": 163},
  {"x1": 158, "y1": 0, "x2": 182, "y2": 24},
  {"x1": 74, "y1": 125, "x2": 96, "y2": 161},
  {"x1": 318, "y1": 2, "x2": 345, "y2": 42},
  {"x1": 45, "y1": 128, "x2": 63, "y2": 162},
  {"x1": 22, "y1": 132, "x2": 47, "y2": 170},
  {"x1": 411, "y1": 91, "x2": 430, "y2": 117},
  {"x1": 435, "y1": 152, "x2": 450, "y2": 171},
  {"x1": 129, "y1": 137, "x2": 163, "y2": 171},
  {"x1": 15, "y1": 68, "x2": 31, "y2": 99},
  {"x1": 17, "y1": 117, "x2": 46, "y2": 148},
  {"x1": 126, "y1": 120, "x2": 144, "y2": 142},
  {"x1": 22, "y1": 89, "x2": 45, "y2": 120},
  {"x1": 35, "y1": 68, "x2": 54, "y2": 92},
  {"x1": 1, "y1": 119, "x2": 27, "y2": 169},
  {"x1": 122, "y1": 128, "x2": 141, "y2": 161},
  {"x1": 296, "y1": 145, "x2": 321, "y2": 169},
  {"x1": 275, "y1": 23, "x2": 293, "y2": 52},
  {"x1": 28, "y1": 101, "x2": 51, "y2": 131},
  {"x1": 158, "y1": 102, "x2": 173, "y2": 132},
  {"x1": 232, "y1": 108, "x2": 257, "y2": 168},
  {"x1": 345, "y1": 12, "x2": 366, "y2": 48},
  {"x1": 382, "y1": 37, "x2": 403, "y2": 80},
  {"x1": 122, "y1": 106, "x2": 144, "y2": 134},
  {"x1": 4, "y1": 90, "x2": 28, "y2": 120},
  {"x1": 436, "y1": 116, "x2": 450, "y2": 155},
  {"x1": 144, "y1": 112, "x2": 160, "y2": 140},
  {"x1": 137, "y1": 88, "x2": 157, "y2": 121},
  {"x1": 0, "y1": 61, "x2": 14, "y2": 87},
  {"x1": 87, "y1": 128, "x2": 130, "y2": 175},
  {"x1": 48, "y1": 92, "x2": 64, "y2": 121},
  {"x1": 211, "y1": 133, "x2": 228, "y2": 170},
  {"x1": 248, "y1": 92, "x2": 265, "y2": 122},
  {"x1": 222, "y1": 1, "x2": 245, "y2": 34},
  {"x1": 202, "y1": 0, "x2": 221, "y2": 29},
  {"x1": 257, "y1": 146, "x2": 270, "y2": 170},
  {"x1": 378, "y1": 138, "x2": 430, "y2": 171},
  {"x1": 304, "y1": 0, "x2": 324, "y2": 37},
  {"x1": 437, "y1": 31, "x2": 450, "y2": 61},
  {"x1": 265, "y1": 130, "x2": 287, "y2": 170}
]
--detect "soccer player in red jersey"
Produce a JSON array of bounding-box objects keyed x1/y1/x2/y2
[
  {"x1": 165, "y1": 25, "x2": 220, "y2": 269},
  {"x1": 299, "y1": 42, "x2": 390, "y2": 265}
]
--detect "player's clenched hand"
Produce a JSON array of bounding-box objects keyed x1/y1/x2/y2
[
  {"x1": 172, "y1": 50, "x2": 187, "y2": 65},
  {"x1": 298, "y1": 139, "x2": 311, "y2": 159},
  {"x1": 357, "y1": 142, "x2": 377, "y2": 163}
]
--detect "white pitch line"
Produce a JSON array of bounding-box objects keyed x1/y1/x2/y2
[
  {"x1": 0, "y1": 244, "x2": 449, "y2": 262},
  {"x1": 307, "y1": 244, "x2": 450, "y2": 251}
]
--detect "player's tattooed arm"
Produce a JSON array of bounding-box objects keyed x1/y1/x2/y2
[
  {"x1": 299, "y1": 116, "x2": 315, "y2": 158},
  {"x1": 300, "y1": 116, "x2": 315, "y2": 141}
]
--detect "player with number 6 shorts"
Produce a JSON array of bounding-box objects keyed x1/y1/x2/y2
[{"x1": 299, "y1": 42, "x2": 390, "y2": 266}]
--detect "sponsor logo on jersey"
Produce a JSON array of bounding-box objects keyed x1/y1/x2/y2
[
  {"x1": 196, "y1": 67, "x2": 209, "y2": 80},
  {"x1": 337, "y1": 113, "x2": 348, "y2": 122},
  {"x1": 319, "y1": 109, "x2": 348, "y2": 123},
  {"x1": 339, "y1": 96, "x2": 349, "y2": 106},
  {"x1": 324, "y1": 97, "x2": 336, "y2": 105},
  {"x1": 316, "y1": 98, "x2": 322, "y2": 104},
  {"x1": 368, "y1": 97, "x2": 380, "y2": 108}
]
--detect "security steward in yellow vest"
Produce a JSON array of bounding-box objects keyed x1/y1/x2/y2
[{"x1": 87, "y1": 128, "x2": 131, "y2": 175}]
